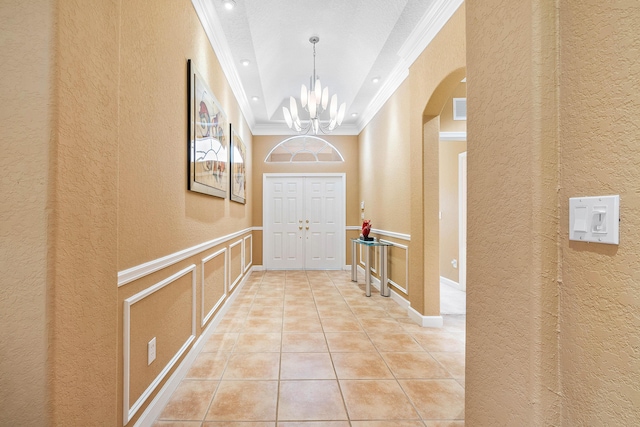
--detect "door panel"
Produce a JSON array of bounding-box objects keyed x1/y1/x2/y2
[
  {"x1": 265, "y1": 177, "x2": 304, "y2": 269},
  {"x1": 304, "y1": 177, "x2": 343, "y2": 270}
]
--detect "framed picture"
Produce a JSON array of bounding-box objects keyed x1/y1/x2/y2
[
  {"x1": 187, "y1": 59, "x2": 229, "y2": 198},
  {"x1": 229, "y1": 124, "x2": 246, "y2": 204}
]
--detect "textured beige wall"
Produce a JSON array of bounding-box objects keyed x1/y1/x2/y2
[
  {"x1": 0, "y1": 1, "x2": 52, "y2": 425},
  {"x1": 251, "y1": 134, "x2": 360, "y2": 266},
  {"x1": 466, "y1": 0, "x2": 558, "y2": 424},
  {"x1": 51, "y1": 0, "x2": 121, "y2": 423},
  {"x1": 558, "y1": 1, "x2": 640, "y2": 424},
  {"x1": 118, "y1": 0, "x2": 253, "y2": 271},
  {"x1": 359, "y1": 81, "x2": 411, "y2": 235},
  {"x1": 468, "y1": 0, "x2": 639, "y2": 424},
  {"x1": 439, "y1": 140, "x2": 467, "y2": 283}
]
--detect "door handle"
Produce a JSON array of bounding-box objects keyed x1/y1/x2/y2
[
  {"x1": 306, "y1": 220, "x2": 309, "y2": 223},
  {"x1": 299, "y1": 226, "x2": 302, "y2": 230},
  {"x1": 305, "y1": 226, "x2": 309, "y2": 230}
]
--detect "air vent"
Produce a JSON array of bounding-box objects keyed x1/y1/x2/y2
[{"x1": 453, "y1": 98, "x2": 467, "y2": 120}]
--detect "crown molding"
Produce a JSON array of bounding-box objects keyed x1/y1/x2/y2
[
  {"x1": 357, "y1": 0, "x2": 465, "y2": 133},
  {"x1": 191, "y1": 0, "x2": 256, "y2": 129},
  {"x1": 192, "y1": 0, "x2": 463, "y2": 137},
  {"x1": 252, "y1": 122, "x2": 360, "y2": 136},
  {"x1": 398, "y1": 0, "x2": 465, "y2": 68}
]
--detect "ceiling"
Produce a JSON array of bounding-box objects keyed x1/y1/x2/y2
[{"x1": 191, "y1": 0, "x2": 463, "y2": 135}]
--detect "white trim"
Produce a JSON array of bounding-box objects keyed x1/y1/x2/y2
[
  {"x1": 264, "y1": 135, "x2": 345, "y2": 163},
  {"x1": 252, "y1": 265, "x2": 265, "y2": 271},
  {"x1": 408, "y1": 306, "x2": 444, "y2": 328},
  {"x1": 355, "y1": 265, "x2": 440, "y2": 328},
  {"x1": 118, "y1": 228, "x2": 252, "y2": 287},
  {"x1": 397, "y1": 0, "x2": 465, "y2": 69},
  {"x1": 243, "y1": 235, "x2": 253, "y2": 273},
  {"x1": 356, "y1": 66, "x2": 409, "y2": 134},
  {"x1": 228, "y1": 239, "x2": 244, "y2": 291},
  {"x1": 440, "y1": 275, "x2": 463, "y2": 292},
  {"x1": 346, "y1": 225, "x2": 361, "y2": 231},
  {"x1": 201, "y1": 248, "x2": 228, "y2": 328},
  {"x1": 133, "y1": 267, "x2": 255, "y2": 427},
  {"x1": 370, "y1": 228, "x2": 411, "y2": 241},
  {"x1": 439, "y1": 131, "x2": 467, "y2": 141},
  {"x1": 380, "y1": 239, "x2": 409, "y2": 295},
  {"x1": 252, "y1": 226, "x2": 263, "y2": 231},
  {"x1": 357, "y1": 0, "x2": 464, "y2": 133},
  {"x1": 190, "y1": 0, "x2": 255, "y2": 130},
  {"x1": 252, "y1": 122, "x2": 360, "y2": 136},
  {"x1": 123, "y1": 265, "x2": 197, "y2": 425}
]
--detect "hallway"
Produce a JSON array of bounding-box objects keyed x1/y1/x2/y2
[{"x1": 154, "y1": 270, "x2": 465, "y2": 426}]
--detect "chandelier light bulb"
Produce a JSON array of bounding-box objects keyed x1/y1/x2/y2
[{"x1": 283, "y1": 36, "x2": 346, "y2": 134}]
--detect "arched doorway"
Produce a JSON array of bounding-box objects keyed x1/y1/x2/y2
[{"x1": 421, "y1": 67, "x2": 466, "y2": 316}]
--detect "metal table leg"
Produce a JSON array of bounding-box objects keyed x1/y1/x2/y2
[
  {"x1": 351, "y1": 239, "x2": 357, "y2": 282},
  {"x1": 380, "y1": 244, "x2": 390, "y2": 297},
  {"x1": 365, "y1": 244, "x2": 371, "y2": 297}
]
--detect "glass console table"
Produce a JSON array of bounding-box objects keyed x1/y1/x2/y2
[{"x1": 351, "y1": 238, "x2": 392, "y2": 297}]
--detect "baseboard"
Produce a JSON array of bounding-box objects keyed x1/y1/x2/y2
[
  {"x1": 408, "y1": 306, "x2": 444, "y2": 328},
  {"x1": 133, "y1": 267, "x2": 255, "y2": 427},
  {"x1": 252, "y1": 265, "x2": 264, "y2": 271},
  {"x1": 440, "y1": 275, "x2": 463, "y2": 292},
  {"x1": 355, "y1": 265, "x2": 441, "y2": 328}
]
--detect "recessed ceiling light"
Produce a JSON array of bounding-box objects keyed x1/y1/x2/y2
[
  {"x1": 251, "y1": 96, "x2": 259, "y2": 101},
  {"x1": 240, "y1": 59, "x2": 250, "y2": 66},
  {"x1": 351, "y1": 112, "x2": 358, "y2": 117},
  {"x1": 223, "y1": 0, "x2": 236, "y2": 10},
  {"x1": 372, "y1": 77, "x2": 380, "y2": 83}
]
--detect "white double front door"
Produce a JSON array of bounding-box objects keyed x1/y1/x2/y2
[{"x1": 264, "y1": 174, "x2": 345, "y2": 270}]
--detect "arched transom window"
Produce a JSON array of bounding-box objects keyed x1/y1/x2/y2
[{"x1": 264, "y1": 136, "x2": 345, "y2": 163}]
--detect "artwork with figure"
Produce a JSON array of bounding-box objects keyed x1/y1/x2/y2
[
  {"x1": 230, "y1": 124, "x2": 246, "y2": 204},
  {"x1": 188, "y1": 59, "x2": 228, "y2": 198}
]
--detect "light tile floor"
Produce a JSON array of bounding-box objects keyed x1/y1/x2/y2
[
  {"x1": 440, "y1": 283, "x2": 466, "y2": 315},
  {"x1": 154, "y1": 270, "x2": 465, "y2": 427}
]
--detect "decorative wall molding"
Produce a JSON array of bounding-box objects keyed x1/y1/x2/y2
[
  {"x1": 440, "y1": 275, "x2": 463, "y2": 292},
  {"x1": 118, "y1": 228, "x2": 253, "y2": 287},
  {"x1": 439, "y1": 131, "x2": 467, "y2": 141},
  {"x1": 380, "y1": 239, "x2": 409, "y2": 294},
  {"x1": 191, "y1": 0, "x2": 463, "y2": 137},
  {"x1": 201, "y1": 248, "x2": 228, "y2": 328},
  {"x1": 356, "y1": 0, "x2": 465, "y2": 133},
  {"x1": 408, "y1": 306, "x2": 444, "y2": 328},
  {"x1": 133, "y1": 267, "x2": 255, "y2": 427},
  {"x1": 123, "y1": 264, "x2": 197, "y2": 425},
  {"x1": 346, "y1": 225, "x2": 361, "y2": 231},
  {"x1": 190, "y1": 0, "x2": 255, "y2": 130},
  {"x1": 228, "y1": 239, "x2": 244, "y2": 291},
  {"x1": 252, "y1": 226, "x2": 264, "y2": 231},
  {"x1": 243, "y1": 235, "x2": 253, "y2": 273}
]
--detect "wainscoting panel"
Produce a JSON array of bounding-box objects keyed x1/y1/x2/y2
[
  {"x1": 123, "y1": 265, "x2": 196, "y2": 424},
  {"x1": 201, "y1": 248, "x2": 227, "y2": 327},
  {"x1": 381, "y1": 239, "x2": 409, "y2": 294},
  {"x1": 229, "y1": 239, "x2": 243, "y2": 291},
  {"x1": 243, "y1": 234, "x2": 253, "y2": 273}
]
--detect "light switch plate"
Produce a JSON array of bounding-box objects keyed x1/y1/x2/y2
[{"x1": 569, "y1": 195, "x2": 619, "y2": 244}]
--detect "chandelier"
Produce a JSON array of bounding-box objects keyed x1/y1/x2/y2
[{"x1": 282, "y1": 36, "x2": 346, "y2": 134}]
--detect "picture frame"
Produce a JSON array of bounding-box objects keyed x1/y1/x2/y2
[
  {"x1": 187, "y1": 59, "x2": 229, "y2": 198},
  {"x1": 229, "y1": 124, "x2": 247, "y2": 204}
]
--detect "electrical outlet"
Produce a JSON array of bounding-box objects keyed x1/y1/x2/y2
[
  {"x1": 361, "y1": 212, "x2": 365, "y2": 219},
  {"x1": 148, "y1": 337, "x2": 156, "y2": 365},
  {"x1": 451, "y1": 259, "x2": 458, "y2": 269}
]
